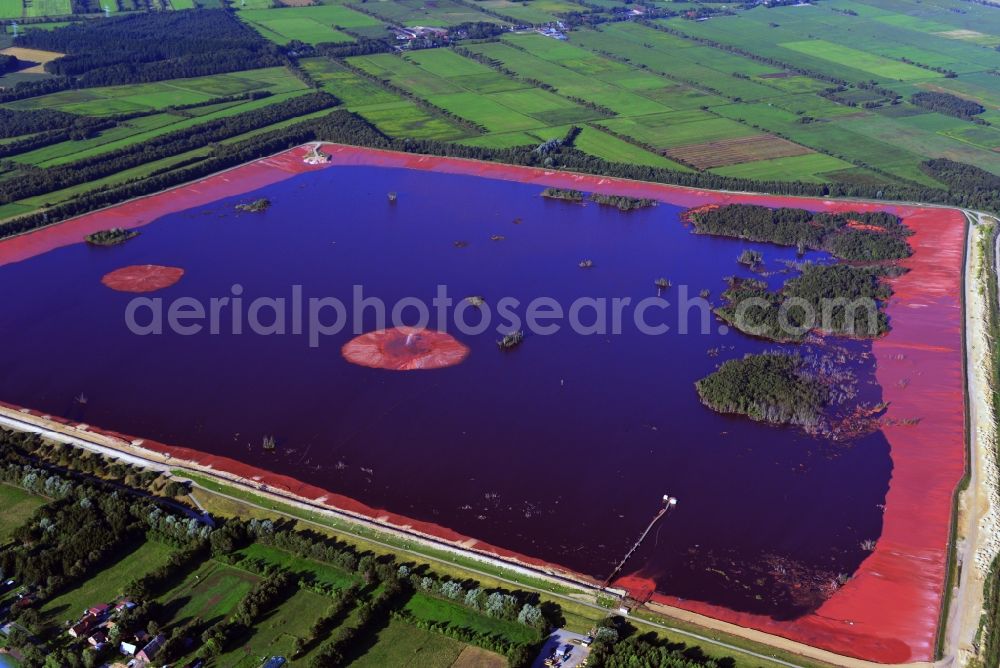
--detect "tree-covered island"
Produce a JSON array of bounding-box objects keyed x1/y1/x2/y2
[
  {"x1": 686, "y1": 204, "x2": 912, "y2": 262},
  {"x1": 696, "y1": 352, "x2": 829, "y2": 427},
  {"x1": 84, "y1": 227, "x2": 139, "y2": 246},
  {"x1": 590, "y1": 194, "x2": 657, "y2": 211},
  {"x1": 540, "y1": 187, "x2": 584, "y2": 202},
  {"x1": 235, "y1": 198, "x2": 271, "y2": 213},
  {"x1": 716, "y1": 263, "x2": 893, "y2": 342}
]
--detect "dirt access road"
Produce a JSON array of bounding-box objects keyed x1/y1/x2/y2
[{"x1": 941, "y1": 211, "x2": 999, "y2": 667}]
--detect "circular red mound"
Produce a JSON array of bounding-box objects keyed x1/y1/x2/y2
[
  {"x1": 101, "y1": 264, "x2": 185, "y2": 293},
  {"x1": 342, "y1": 327, "x2": 470, "y2": 371}
]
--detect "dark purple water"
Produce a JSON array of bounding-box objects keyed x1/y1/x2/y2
[{"x1": 0, "y1": 166, "x2": 890, "y2": 618}]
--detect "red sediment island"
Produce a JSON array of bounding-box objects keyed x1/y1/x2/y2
[
  {"x1": 0, "y1": 144, "x2": 967, "y2": 664},
  {"x1": 101, "y1": 264, "x2": 185, "y2": 293},
  {"x1": 342, "y1": 326, "x2": 470, "y2": 371}
]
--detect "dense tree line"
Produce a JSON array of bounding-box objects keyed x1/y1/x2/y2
[
  {"x1": 125, "y1": 544, "x2": 208, "y2": 601},
  {"x1": 695, "y1": 352, "x2": 829, "y2": 426},
  {"x1": 198, "y1": 571, "x2": 297, "y2": 658},
  {"x1": 13, "y1": 10, "x2": 285, "y2": 87},
  {"x1": 308, "y1": 578, "x2": 408, "y2": 667},
  {"x1": 0, "y1": 118, "x2": 118, "y2": 159},
  {"x1": 0, "y1": 91, "x2": 337, "y2": 204},
  {"x1": 315, "y1": 37, "x2": 395, "y2": 59},
  {"x1": 0, "y1": 77, "x2": 74, "y2": 104},
  {"x1": 921, "y1": 157, "x2": 1000, "y2": 194},
  {"x1": 451, "y1": 21, "x2": 508, "y2": 39},
  {"x1": 688, "y1": 204, "x2": 912, "y2": 261},
  {"x1": 409, "y1": 569, "x2": 546, "y2": 632},
  {"x1": 291, "y1": 585, "x2": 359, "y2": 658},
  {"x1": 898, "y1": 58, "x2": 957, "y2": 78},
  {"x1": 0, "y1": 54, "x2": 18, "y2": 73},
  {"x1": 0, "y1": 108, "x2": 87, "y2": 139},
  {"x1": 911, "y1": 91, "x2": 985, "y2": 119},
  {"x1": 588, "y1": 630, "x2": 730, "y2": 668},
  {"x1": 0, "y1": 428, "x2": 190, "y2": 500},
  {"x1": 0, "y1": 91, "x2": 272, "y2": 160}
]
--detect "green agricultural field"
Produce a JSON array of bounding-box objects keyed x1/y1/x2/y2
[
  {"x1": 428, "y1": 91, "x2": 542, "y2": 132},
  {"x1": 354, "y1": 100, "x2": 471, "y2": 141},
  {"x1": 242, "y1": 16, "x2": 353, "y2": 45},
  {"x1": 479, "y1": 0, "x2": 579, "y2": 24},
  {"x1": 40, "y1": 540, "x2": 175, "y2": 627},
  {"x1": 572, "y1": 126, "x2": 692, "y2": 171},
  {"x1": 212, "y1": 588, "x2": 333, "y2": 667},
  {"x1": 0, "y1": 0, "x2": 21, "y2": 18},
  {"x1": 7, "y1": 67, "x2": 308, "y2": 115},
  {"x1": 403, "y1": 593, "x2": 540, "y2": 645},
  {"x1": 351, "y1": 51, "x2": 595, "y2": 134},
  {"x1": 354, "y1": 0, "x2": 502, "y2": 27},
  {"x1": 459, "y1": 130, "x2": 540, "y2": 149},
  {"x1": 235, "y1": 543, "x2": 360, "y2": 590},
  {"x1": 4, "y1": 147, "x2": 207, "y2": 216},
  {"x1": 161, "y1": 560, "x2": 261, "y2": 628},
  {"x1": 462, "y1": 39, "x2": 671, "y2": 116},
  {"x1": 402, "y1": 49, "x2": 523, "y2": 94},
  {"x1": 348, "y1": 618, "x2": 474, "y2": 668},
  {"x1": 300, "y1": 57, "x2": 400, "y2": 107},
  {"x1": 11, "y1": 92, "x2": 317, "y2": 167},
  {"x1": 351, "y1": 54, "x2": 465, "y2": 96},
  {"x1": 597, "y1": 111, "x2": 753, "y2": 150},
  {"x1": 19, "y1": 20, "x2": 71, "y2": 29},
  {"x1": 942, "y1": 124, "x2": 1000, "y2": 151},
  {"x1": 239, "y1": 5, "x2": 379, "y2": 45},
  {"x1": 13, "y1": 113, "x2": 191, "y2": 166},
  {"x1": 487, "y1": 87, "x2": 596, "y2": 125},
  {"x1": 23, "y1": 0, "x2": 70, "y2": 16},
  {"x1": 779, "y1": 40, "x2": 936, "y2": 81},
  {"x1": 0, "y1": 483, "x2": 45, "y2": 542},
  {"x1": 0, "y1": 203, "x2": 35, "y2": 220},
  {"x1": 710, "y1": 153, "x2": 855, "y2": 182}
]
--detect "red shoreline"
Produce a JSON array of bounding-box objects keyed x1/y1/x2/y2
[
  {"x1": 0, "y1": 144, "x2": 967, "y2": 664},
  {"x1": 0, "y1": 398, "x2": 589, "y2": 584}
]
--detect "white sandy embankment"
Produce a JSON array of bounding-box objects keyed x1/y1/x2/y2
[{"x1": 947, "y1": 213, "x2": 1000, "y2": 667}]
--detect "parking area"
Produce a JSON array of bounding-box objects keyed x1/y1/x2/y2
[{"x1": 531, "y1": 629, "x2": 592, "y2": 668}]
